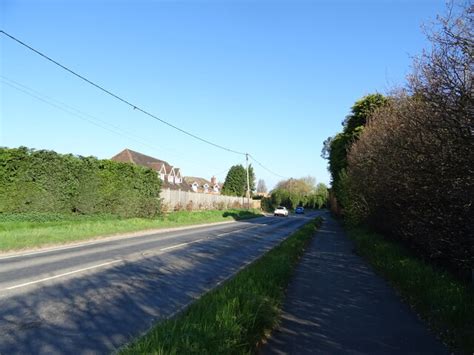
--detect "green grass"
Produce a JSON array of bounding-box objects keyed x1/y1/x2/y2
[
  {"x1": 349, "y1": 227, "x2": 474, "y2": 353},
  {"x1": 0, "y1": 209, "x2": 262, "y2": 252},
  {"x1": 120, "y1": 217, "x2": 323, "y2": 355}
]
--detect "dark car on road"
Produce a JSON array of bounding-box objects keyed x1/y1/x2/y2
[{"x1": 295, "y1": 206, "x2": 305, "y2": 214}]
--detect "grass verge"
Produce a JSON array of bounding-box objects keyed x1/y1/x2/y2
[
  {"x1": 121, "y1": 217, "x2": 323, "y2": 354},
  {"x1": 349, "y1": 227, "x2": 474, "y2": 353},
  {"x1": 0, "y1": 209, "x2": 262, "y2": 252}
]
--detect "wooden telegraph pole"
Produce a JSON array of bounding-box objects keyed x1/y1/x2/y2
[{"x1": 245, "y1": 153, "x2": 250, "y2": 209}]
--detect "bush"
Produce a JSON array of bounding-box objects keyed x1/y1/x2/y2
[
  {"x1": 261, "y1": 197, "x2": 273, "y2": 212},
  {"x1": 0, "y1": 147, "x2": 161, "y2": 218},
  {"x1": 346, "y1": 95, "x2": 473, "y2": 277},
  {"x1": 185, "y1": 200, "x2": 194, "y2": 211}
]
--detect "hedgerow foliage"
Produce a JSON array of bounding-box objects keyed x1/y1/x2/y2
[
  {"x1": 347, "y1": 95, "x2": 473, "y2": 275},
  {"x1": 0, "y1": 147, "x2": 161, "y2": 217},
  {"x1": 323, "y1": 4, "x2": 473, "y2": 277},
  {"x1": 321, "y1": 93, "x2": 388, "y2": 207}
]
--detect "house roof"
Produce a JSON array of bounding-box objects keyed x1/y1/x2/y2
[
  {"x1": 161, "y1": 179, "x2": 193, "y2": 192},
  {"x1": 111, "y1": 149, "x2": 173, "y2": 173},
  {"x1": 183, "y1": 176, "x2": 212, "y2": 187},
  {"x1": 149, "y1": 162, "x2": 167, "y2": 173},
  {"x1": 111, "y1": 149, "x2": 192, "y2": 191}
]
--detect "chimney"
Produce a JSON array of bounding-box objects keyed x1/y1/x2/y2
[{"x1": 211, "y1": 176, "x2": 217, "y2": 185}]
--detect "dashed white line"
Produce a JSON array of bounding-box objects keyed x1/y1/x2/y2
[
  {"x1": 217, "y1": 231, "x2": 234, "y2": 237},
  {"x1": 159, "y1": 239, "x2": 204, "y2": 252},
  {"x1": 5, "y1": 259, "x2": 122, "y2": 290},
  {"x1": 216, "y1": 225, "x2": 261, "y2": 237}
]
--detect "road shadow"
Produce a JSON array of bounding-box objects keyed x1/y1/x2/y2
[{"x1": 0, "y1": 213, "x2": 316, "y2": 354}]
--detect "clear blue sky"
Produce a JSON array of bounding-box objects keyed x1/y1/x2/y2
[{"x1": 0, "y1": 0, "x2": 446, "y2": 189}]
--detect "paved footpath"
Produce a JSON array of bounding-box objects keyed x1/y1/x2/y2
[{"x1": 262, "y1": 212, "x2": 447, "y2": 355}]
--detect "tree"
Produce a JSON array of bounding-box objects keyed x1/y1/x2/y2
[
  {"x1": 321, "y1": 94, "x2": 388, "y2": 208},
  {"x1": 221, "y1": 165, "x2": 245, "y2": 196},
  {"x1": 342, "y1": 94, "x2": 388, "y2": 133},
  {"x1": 269, "y1": 177, "x2": 327, "y2": 210},
  {"x1": 248, "y1": 164, "x2": 256, "y2": 192},
  {"x1": 256, "y1": 179, "x2": 267, "y2": 193},
  {"x1": 222, "y1": 164, "x2": 256, "y2": 197}
]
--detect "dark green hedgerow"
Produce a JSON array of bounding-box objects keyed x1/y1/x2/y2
[
  {"x1": 0, "y1": 147, "x2": 161, "y2": 217},
  {"x1": 121, "y1": 217, "x2": 322, "y2": 354},
  {"x1": 349, "y1": 227, "x2": 474, "y2": 353}
]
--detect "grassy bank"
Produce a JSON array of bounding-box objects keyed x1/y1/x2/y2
[
  {"x1": 121, "y1": 217, "x2": 322, "y2": 354},
  {"x1": 0, "y1": 209, "x2": 262, "y2": 252},
  {"x1": 349, "y1": 227, "x2": 474, "y2": 353}
]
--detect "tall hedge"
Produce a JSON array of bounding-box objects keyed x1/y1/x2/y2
[
  {"x1": 0, "y1": 147, "x2": 161, "y2": 217},
  {"x1": 346, "y1": 96, "x2": 473, "y2": 277},
  {"x1": 339, "y1": 6, "x2": 473, "y2": 278}
]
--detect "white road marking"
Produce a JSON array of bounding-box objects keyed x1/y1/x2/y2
[
  {"x1": 5, "y1": 259, "x2": 122, "y2": 290},
  {"x1": 159, "y1": 238, "x2": 204, "y2": 252},
  {"x1": 0, "y1": 241, "x2": 107, "y2": 261},
  {"x1": 216, "y1": 225, "x2": 261, "y2": 237},
  {"x1": 217, "y1": 231, "x2": 234, "y2": 237}
]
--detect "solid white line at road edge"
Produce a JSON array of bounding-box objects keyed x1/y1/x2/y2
[{"x1": 5, "y1": 260, "x2": 122, "y2": 290}]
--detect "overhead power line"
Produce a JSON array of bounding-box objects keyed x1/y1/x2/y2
[
  {"x1": 249, "y1": 154, "x2": 287, "y2": 179},
  {"x1": 0, "y1": 30, "x2": 245, "y2": 156},
  {"x1": 1, "y1": 76, "x2": 227, "y2": 174},
  {"x1": 1, "y1": 30, "x2": 289, "y2": 180}
]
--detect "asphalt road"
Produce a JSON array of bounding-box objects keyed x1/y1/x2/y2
[{"x1": 0, "y1": 212, "x2": 319, "y2": 354}]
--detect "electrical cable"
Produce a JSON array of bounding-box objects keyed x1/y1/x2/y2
[
  {"x1": 1, "y1": 77, "x2": 227, "y2": 173},
  {"x1": 1, "y1": 30, "x2": 290, "y2": 180},
  {"x1": 249, "y1": 154, "x2": 287, "y2": 179},
  {"x1": 0, "y1": 30, "x2": 246, "y2": 155}
]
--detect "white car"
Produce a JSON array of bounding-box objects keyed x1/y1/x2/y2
[{"x1": 274, "y1": 206, "x2": 289, "y2": 217}]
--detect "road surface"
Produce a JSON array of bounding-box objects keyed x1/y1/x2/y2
[{"x1": 0, "y1": 212, "x2": 319, "y2": 354}]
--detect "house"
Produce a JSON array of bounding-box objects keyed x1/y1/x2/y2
[
  {"x1": 183, "y1": 176, "x2": 221, "y2": 194},
  {"x1": 111, "y1": 149, "x2": 188, "y2": 190}
]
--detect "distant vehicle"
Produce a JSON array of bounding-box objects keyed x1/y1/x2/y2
[
  {"x1": 274, "y1": 206, "x2": 289, "y2": 217},
  {"x1": 295, "y1": 206, "x2": 305, "y2": 214}
]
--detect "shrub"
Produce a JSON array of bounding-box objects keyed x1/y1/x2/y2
[
  {"x1": 0, "y1": 147, "x2": 161, "y2": 218},
  {"x1": 261, "y1": 197, "x2": 273, "y2": 212},
  {"x1": 347, "y1": 95, "x2": 473, "y2": 277},
  {"x1": 231, "y1": 200, "x2": 242, "y2": 209},
  {"x1": 185, "y1": 200, "x2": 194, "y2": 211},
  {"x1": 174, "y1": 203, "x2": 184, "y2": 212}
]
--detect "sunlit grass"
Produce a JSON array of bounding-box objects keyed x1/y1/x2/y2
[
  {"x1": 0, "y1": 209, "x2": 262, "y2": 251},
  {"x1": 121, "y1": 217, "x2": 322, "y2": 354}
]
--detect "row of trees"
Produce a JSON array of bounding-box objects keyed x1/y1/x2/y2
[
  {"x1": 322, "y1": 4, "x2": 473, "y2": 278},
  {"x1": 220, "y1": 164, "x2": 328, "y2": 210},
  {"x1": 263, "y1": 177, "x2": 328, "y2": 211}
]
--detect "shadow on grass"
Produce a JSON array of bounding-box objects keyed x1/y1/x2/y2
[{"x1": 222, "y1": 210, "x2": 262, "y2": 220}]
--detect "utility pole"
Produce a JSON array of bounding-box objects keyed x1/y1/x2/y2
[{"x1": 245, "y1": 153, "x2": 250, "y2": 209}]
